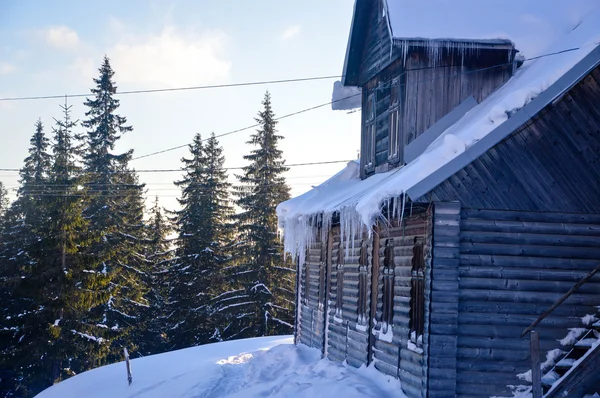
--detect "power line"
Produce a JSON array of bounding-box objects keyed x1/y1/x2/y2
[
  {"x1": 0, "y1": 159, "x2": 353, "y2": 174},
  {"x1": 0, "y1": 75, "x2": 343, "y2": 102},
  {"x1": 130, "y1": 96, "x2": 360, "y2": 160},
  {"x1": 130, "y1": 45, "x2": 588, "y2": 161},
  {"x1": 2, "y1": 44, "x2": 590, "y2": 170}
]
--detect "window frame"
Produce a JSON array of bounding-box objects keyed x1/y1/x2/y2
[
  {"x1": 388, "y1": 78, "x2": 402, "y2": 163},
  {"x1": 409, "y1": 236, "x2": 425, "y2": 347},
  {"x1": 303, "y1": 247, "x2": 310, "y2": 306},
  {"x1": 357, "y1": 240, "x2": 369, "y2": 326},
  {"x1": 335, "y1": 241, "x2": 345, "y2": 318},
  {"x1": 381, "y1": 238, "x2": 395, "y2": 333},
  {"x1": 364, "y1": 93, "x2": 376, "y2": 172},
  {"x1": 318, "y1": 241, "x2": 326, "y2": 311}
]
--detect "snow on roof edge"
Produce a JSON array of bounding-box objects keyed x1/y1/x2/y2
[{"x1": 280, "y1": 5, "x2": 600, "y2": 262}]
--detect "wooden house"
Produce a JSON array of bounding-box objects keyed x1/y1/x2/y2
[{"x1": 278, "y1": 1, "x2": 600, "y2": 397}]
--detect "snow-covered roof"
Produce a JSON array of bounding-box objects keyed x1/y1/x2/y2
[
  {"x1": 279, "y1": 5, "x2": 600, "y2": 261},
  {"x1": 385, "y1": 0, "x2": 599, "y2": 58}
]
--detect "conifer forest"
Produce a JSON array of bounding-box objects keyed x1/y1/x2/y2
[{"x1": 0, "y1": 56, "x2": 295, "y2": 397}]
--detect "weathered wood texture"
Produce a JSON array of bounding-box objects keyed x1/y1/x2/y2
[
  {"x1": 361, "y1": 45, "x2": 514, "y2": 179},
  {"x1": 298, "y1": 240, "x2": 327, "y2": 352},
  {"x1": 326, "y1": 229, "x2": 372, "y2": 367},
  {"x1": 545, "y1": 340, "x2": 600, "y2": 398},
  {"x1": 426, "y1": 202, "x2": 460, "y2": 398},
  {"x1": 373, "y1": 209, "x2": 431, "y2": 398},
  {"x1": 429, "y1": 65, "x2": 600, "y2": 214},
  {"x1": 454, "y1": 208, "x2": 600, "y2": 398},
  {"x1": 358, "y1": 0, "x2": 391, "y2": 86}
]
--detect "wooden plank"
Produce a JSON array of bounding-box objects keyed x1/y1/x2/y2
[
  {"x1": 545, "y1": 339, "x2": 600, "y2": 398},
  {"x1": 530, "y1": 330, "x2": 543, "y2": 398}
]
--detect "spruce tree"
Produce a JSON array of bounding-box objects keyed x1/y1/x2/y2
[
  {"x1": 139, "y1": 197, "x2": 173, "y2": 355},
  {"x1": 40, "y1": 100, "x2": 91, "y2": 385},
  {"x1": 227, "y1": 91, "x2": 294, "y2": 339},
  {"x1": 79, "y1": 55, "x2": 151, "y2": 365},
  {"x1": 0, "y1": 182, "x2": 7, "y2": 229},
  {"x1": 0, "y1": 120, "x2": 54, "y2": 396},
  {"x1": 167, "y1": 133, "x2": 233, "y2": 348}
]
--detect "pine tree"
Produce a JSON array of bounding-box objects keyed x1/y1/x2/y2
[
  {"x1": 39, "y1": 100, "x2": 91, "y2": 385},
  {"x1": 139, "y1": 197, "x2": 173, "y2": 355},
  {"x1": 0, "y1": 120, "x2": 54, "y2": 396},
  {"x1": 0, "y1": 182, "x2": 8, "y2": 230},
  {"x1": 167, "y1": 133, "x2": 233, "y2": 348},
  {"x1": 227, "y1": 91, "x2": 294, "y2": 340},
  {"x1": 79, "y1": 55, "x2": 151, "y2": 365}
]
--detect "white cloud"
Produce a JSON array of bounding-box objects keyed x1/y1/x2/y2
[
  {"x1": 0, "y1": 62, "x2": 16, "y2": 75},
  {"x1": 44, "y1": 25, "x2": 80, "y2": 50},
  {"x1": 70, "y1": 57, "x2": 96, "y2": 81},
  {"x1": 107, "y1": 27, "x2": 231, "y2": 87},
  {"x1": 281, "y1": 25, "x2": 301, "y2": 41}
]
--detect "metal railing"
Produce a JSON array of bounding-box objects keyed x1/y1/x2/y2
[{"x1": 521, "y1": 263, "x2": 600, "y2": 398}]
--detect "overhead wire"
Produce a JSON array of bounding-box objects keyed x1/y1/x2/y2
[
  {"x1": 0, "y1": 75, "x2": 343, "y2": 102},
  {"x1": 0, "y1": 44, "x2": 591, "y2": 177},
  {"x1": 129, "y1": 45, "x2": 589, "y2": 161}
]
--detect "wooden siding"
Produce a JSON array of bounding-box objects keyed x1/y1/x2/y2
[
  {"x1": 428, "y1": 64, "x2": 600, "y2": 213},
  {"x1": 326, "y1": 229, "x2": 372, "y2": 367},
  {"x1": 454, "y1": 208, "x2": 600, "y2": 398},
  {"x1": 297, "y1": 240, "x2": 327, "y2": 352},
  {"x1": 427, "y1": 202, "x2": 460, "y2": 398},
  {"x1": 373, "y1": 209, "x2": 431, "y2": 398},
  {"x1": 358, "y1": 0, "x2": 392, "y2": 86},
  {"x1": 361, "y1": 47, "x2": 514, "y2": 179}
]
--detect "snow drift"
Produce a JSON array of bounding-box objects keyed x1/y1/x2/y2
[{"x1": 35, "y1": 336, "x2": 406, "y2": 398}]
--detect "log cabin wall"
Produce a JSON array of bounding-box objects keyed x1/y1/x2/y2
[
  {"x1": 326, "y1": 227, "x2": 373, "y2": 367},
  {"x1": 371, "y1": 206, "x2": 432, "y2": 398},
  {"x1": 297, "y1": 236, "x2": 328, "y2": 352},
  {"x1": 451, "y1": 208, "x2": 600, "y2": 398}
]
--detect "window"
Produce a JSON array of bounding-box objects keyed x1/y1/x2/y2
[
  {"x1": 303, "y1": 247, "x2": 310, "y2": 306},
  {"x1": 410, "y1": 237, "x2": 425, "y2": 347},
  {"x1": 357, "y1": 240, "x2": 369, "y2": 326},
  {"x1": 364, "y1": 94, "x2": 376, "y2": 170},
  {"x1": 318, "y1": 242, "x2": 327, "y2": 310},
  {"x1": 335, "y1": 242, "x2": 345, "y2": 318},
  {"x1": 381, "y1": 238, "x2": 395, "y2": 333},
  {"x1": 388, "y1": 78, "x2": 401, "y2": 163}
]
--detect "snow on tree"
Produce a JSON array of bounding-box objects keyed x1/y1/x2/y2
[
  {"x1": 79, "y1": 55, "x2": 152, "y2": 365},
  {"x1": 0, "y1": 119, "x2": 55, "y2": 396},
  {"x1": 140, "y1": 196, "x2": 173, "y2": 355},
  {"x1": 226, "y1": 91, "x2": 295, "y2": 339},
  {"x1": 167, "y1": 133, "x2": 234, "y2": 349}
]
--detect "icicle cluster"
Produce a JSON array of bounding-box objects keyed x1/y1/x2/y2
[
  {"x1": 396, "y1": 38, "x2": 485, "y2": 67},
  {"x1": 280, "y1": 194, "x2": 410, "y2": 271}
]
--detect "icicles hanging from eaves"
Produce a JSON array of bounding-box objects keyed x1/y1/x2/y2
[{"x1": 383, "y1": 0, "x2": 394, "y2": 62}]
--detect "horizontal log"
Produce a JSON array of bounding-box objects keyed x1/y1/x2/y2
[
  {"x1": 458, "y1": 267, "x2": 600, "y2": 283},
  {"x1": 461, "y1": 218, "x2": 600, "y2": 236},
  {"x1": 459, "y1": 289, "x2": 600, "y2": 305},
  {"x1": 460, "y1": 208, "x2": 600, "y2": 224},
  {"x1": 460, "y1": 253, "x2": 599, "y2": 270},
  {"x1": 459, "y1": 301, "x2": 592, "y2": 317},
  {"x1": 460, "y1": 241, "x2": 600, "y2": 259},
  {"x1": 461, "y1": 230, "x2": 600, "y2": 247},
  {"x1": 373, "y1": 358, "x2": 398, "y2": 377}
]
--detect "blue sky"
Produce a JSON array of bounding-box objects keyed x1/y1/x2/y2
[{"x1": 0, "y1": 0, "x2": 361, "y2": 211}]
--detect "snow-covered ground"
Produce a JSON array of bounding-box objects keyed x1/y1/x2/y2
[{"x1": 35, "y1": 336, "x2": 406, "y2": 398}]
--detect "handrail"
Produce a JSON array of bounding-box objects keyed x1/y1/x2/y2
[{"x1": 521, "y1": 263, "x2": 600, "y2": 337}]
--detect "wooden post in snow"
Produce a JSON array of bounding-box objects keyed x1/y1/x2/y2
[
  {"x1": 530, "y1": 330, "x2": 542, "y2": 398},
  {"x1": 124, "y1": 348, "x2": 132, "y2": 385}
]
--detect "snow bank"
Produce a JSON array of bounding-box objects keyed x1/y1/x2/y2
[
  {"x1": 278, "y1": 5, "x2": 600, "y2": 262},
  {"x1": 36, "y1": 336, "x2": 406, "y2": 398}
]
